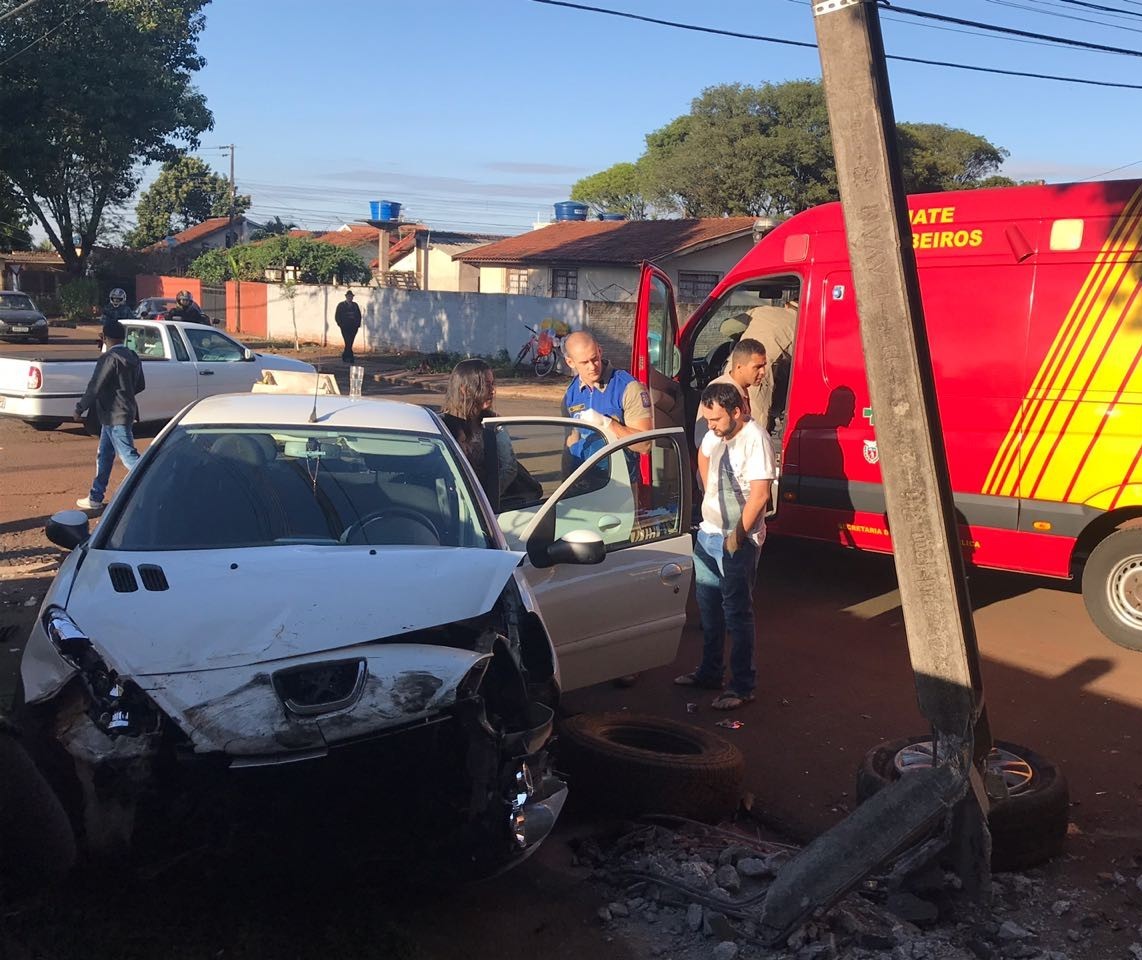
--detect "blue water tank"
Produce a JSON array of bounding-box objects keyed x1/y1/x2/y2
[
  {"x1": 553, "y1": 201, "x2": 589, "y2": 221},
  {"x1": 370, "y1": 200, "x2": 401, "y2": 221},
  {"x1": 598, "y1": 212, "x2": 627, "y2": 221}
]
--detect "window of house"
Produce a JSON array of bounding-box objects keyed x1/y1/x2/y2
[
  {"x1": 678, "y1": 271, "x2": 721, "y2": 302},
  {"x1": 507, "y1": 268, "x2": 530, "y2": 295},
  {"x1": 552, "y1": 268, "x2": 578, "y2": 299}
]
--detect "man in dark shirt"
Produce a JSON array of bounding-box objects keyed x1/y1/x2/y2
[
  {"x1": 166, "y1": 290, "x2": 209, "y2": 325},
  {"x1": 75, "y1": 320, "x2": 146, "y2": 512},
  {"x1": 99, "y1": 288, "x2": 133, "y2": 347},
  {"x1": 334, "y1": 289, "x2": 362, "y2": 363}
]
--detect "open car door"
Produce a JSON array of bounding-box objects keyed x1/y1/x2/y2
[
  {"x1": 631, "y1": 262, "x2": 686, "y2": 431},
  {"x1": 485, "y1": 417, "x2": 692, "y2": 691}
]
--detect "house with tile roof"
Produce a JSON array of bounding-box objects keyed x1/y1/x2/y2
[
  {"x1": 452, "y1": 217, "x2": 762, "y2": 302},
  {"x1": 146, "y1": 215, "x2": 259, "y2": 269},
  {"x1": 386, "y1": 229, "x2": 507, "y2": 292},
  {"x1": 0, "y1": 249, "x2": 66, "y2": 302}
]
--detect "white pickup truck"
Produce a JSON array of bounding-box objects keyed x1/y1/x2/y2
[{"x1": 0, "y1": 320, "x2": 316, "y2": 430}]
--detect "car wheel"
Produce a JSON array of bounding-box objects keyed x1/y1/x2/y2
[
  {"x1": 557, "y1": 712, "x2": 745, "y2": 822},
  {"x1": 0, "y1": 721, "x2": 76, "y2": 890},
  {"x1": 855, "y1": 736, "x2": 1069, "y2": 872},
  {"x1": 28, "y1": 419, "x2": 62, "y2": 432},
  {"x1": 1082, "y1": 529, "x2": 1142, "y2": 652}
]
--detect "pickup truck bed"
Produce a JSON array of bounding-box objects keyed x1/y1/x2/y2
[{"x1": 0, "y1": 320, "x2": 315, "y2": 429}]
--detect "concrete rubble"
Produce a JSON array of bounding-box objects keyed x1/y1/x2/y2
[{"x1": 572, "y1": 818, "x2": 1142, "y2": 960}]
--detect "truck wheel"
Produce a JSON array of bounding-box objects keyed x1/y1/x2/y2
[
  {"x1": 29, "y1": 419, "x2": 62, "y2": 432},
  {"x1": 856, "y1": 736, "x2": 1069, "y2": 872},
  {"x1": 1082, "y1": 529, "x2": 1142, "y2": 652},
  {"x1": 557, "y1": 712, "x2": 744, "y2": 822}
]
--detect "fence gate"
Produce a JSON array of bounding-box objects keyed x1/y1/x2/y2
[{"x1": 200, "y1": 283, "x2": 227, "y2": 327}]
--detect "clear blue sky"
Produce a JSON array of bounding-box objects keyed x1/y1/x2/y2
[{"x1": 180, "y1": 0, "x2": 1142, "y2": 235}]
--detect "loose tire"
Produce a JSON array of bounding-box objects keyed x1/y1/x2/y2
[
  {"x1": 557, "y1": 712, "x2": 745, "y2": 822},
  {"x1": 856, "y1": 736, "x2": 1069, "y2": 872},
  {"x1": 534, "y1": 352, "x2": 556, "y2": 377},
  {"x1": 0, "y1": 723, "x2": 76, "y2": 891},
  {"x1": 1082, "y1": 529, "x2": 1142, "y2": 652}
]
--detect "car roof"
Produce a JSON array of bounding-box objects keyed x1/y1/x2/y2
[{"x1": 180, "y1": 393, "x2": 444, "y2": 434}]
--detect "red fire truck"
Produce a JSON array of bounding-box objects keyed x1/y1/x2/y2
[{"x1": 631, "y1": 178, "x2": 1142, "y2": 651}]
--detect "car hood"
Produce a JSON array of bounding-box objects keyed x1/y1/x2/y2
[
  {"x1": 0, "y1": 309, "x2": 43, "y2": 322},
  {"x1": 257, "y1": 354, "x2": 316, "y2": 372},
  {"x1": 64, "y1": 545, "x2": 522, "y2": 677}
]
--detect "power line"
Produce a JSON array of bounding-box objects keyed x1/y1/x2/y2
[
  {"x1": 529, "y1": 0, "x2": 1142, "y2": 89},
  {"x1": 0, "y1": 0, "x2": 94, "y2": 69},
  {"x1": 1047, "y1": 0, "x2": 1142, "y2": 17},
  {"x1": 1079, "y1": 159, "x2": 1142, "y2": 179},
  {"x1": 983, "y1": 0, "x2": 1142, "y2": 31},
  {"x1": 889, "y1": 4, "x2": 1142, "y2": 56},
  {"x1": 0, "y1": 0, "x2": 46, "y2": 25}
]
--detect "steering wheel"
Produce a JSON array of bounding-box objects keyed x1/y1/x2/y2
[{"x1": 340, "y1": 508, "x2": 441, "y2": 546}]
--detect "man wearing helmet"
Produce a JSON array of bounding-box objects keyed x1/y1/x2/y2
[
  {"x1": 99, "y1": 288, "x2": 133, "y2": 350},
  {"x1": 167, "y1": 290, "x2": 209, "y2": 325}
]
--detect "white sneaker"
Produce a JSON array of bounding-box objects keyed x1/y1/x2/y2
[{"x1": 76, "y1": 497, "x2": 105, "y2": 511}]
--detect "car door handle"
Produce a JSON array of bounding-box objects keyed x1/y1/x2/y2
[
  {"x1": 659, "y1": 562, "x2": 684, "y2": 583},
  {"x1": 598, "y1": 515, "x2": 622, "y2": 531},
  {"x1": 199, "y1": 370, "x2": 214, "y2": 375}
]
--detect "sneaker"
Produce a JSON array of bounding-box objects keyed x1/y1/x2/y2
[
  {"x1": 711, "y1": 690, "x2": 756, "y2": 711},
  {"x1": 76, "y1": 497, "x2": 105, "y2": 512}
]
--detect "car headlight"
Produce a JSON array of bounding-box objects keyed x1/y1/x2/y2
[
  {"x1": 33, "y1": 317, "x2": 47, "y2": 326},
  {"x1": 42, "y1": 607, "x2": 157, "y2": 737}
]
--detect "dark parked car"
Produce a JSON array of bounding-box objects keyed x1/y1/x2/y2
[
  {"x1": 134, "y1": 297, "x2": 181, "y2": 321},
  {"x1": 0, "y1": 291, "x2": 50, "y2": 343}
]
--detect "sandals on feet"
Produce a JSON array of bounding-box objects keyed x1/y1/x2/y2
[
  {"x1": 711, "y1": 691, "x2": 755, "y2": 710},
  {"x1": 673, "y1": 671, "x2": 722, "y2": 690}
]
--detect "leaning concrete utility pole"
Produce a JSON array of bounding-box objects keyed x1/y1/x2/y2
[{"x1": 759, "y1": 0, "x2": 993, "y2": 941}]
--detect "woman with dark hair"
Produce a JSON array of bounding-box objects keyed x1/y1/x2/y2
[{"x1": 440, "y1": 359, "x2": 519, "y2": 501}]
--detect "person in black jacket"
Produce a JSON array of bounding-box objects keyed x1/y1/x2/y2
[
  {"x1": 96, "y1": 288, "x2": 134, "y2": 352},
  {"x1": 74, "y1": 320, "x2": 146, "y2": 512},
  {"x1": 166, "y1": 289, "x2": 209, "y2": 325},
  {"x1": 334, "y1": 289, "x2": 362, "y2": 363}
]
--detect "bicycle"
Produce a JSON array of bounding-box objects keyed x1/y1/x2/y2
[{"x1": 513, "y1": 323, "x2": 566, "y2": 377}]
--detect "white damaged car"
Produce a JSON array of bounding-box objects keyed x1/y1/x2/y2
[{"x1": 19, "y1": 393, "x2": 694, "y2": 871}]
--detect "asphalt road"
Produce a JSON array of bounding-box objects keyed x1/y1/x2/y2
[{"x1": 3, "y1": 330, "x2": 1142, "y2": 957}]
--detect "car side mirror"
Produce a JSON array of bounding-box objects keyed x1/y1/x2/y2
[
  {"x1": 242, "y1": 348, "x2": 255, "y2": 361},
  {"x1": 45, "y1": 510, "x2": 91, "y2": 550},
  {"x1": 544, "y1": 529, "x2": 605, "y2": 566}
]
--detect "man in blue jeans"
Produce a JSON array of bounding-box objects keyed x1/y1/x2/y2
[
  {"x1": 75, "y1": 320, "x2": 146, "y2": 512},
  {"x1": 675, "y1": 381, "x2": 776, "y2": 710}
]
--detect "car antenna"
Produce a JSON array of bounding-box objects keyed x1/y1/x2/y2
[{"x1": 308, "y1": 363, "x2": 320, "y2": 423}]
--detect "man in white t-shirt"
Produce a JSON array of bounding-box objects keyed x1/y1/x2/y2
[{"x1": 674, "y1": 381, "x2": 777, "y2": 710}]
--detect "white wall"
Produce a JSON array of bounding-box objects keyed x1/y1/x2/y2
[{"x1": 265, "y1": 284, "x2": 586, "y2": 356}]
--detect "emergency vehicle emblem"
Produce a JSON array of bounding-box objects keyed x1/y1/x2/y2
[{"x1": 863, "y1": 439, "x2": 880, "y2": 464}]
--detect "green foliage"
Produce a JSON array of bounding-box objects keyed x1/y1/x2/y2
[
  {"x1": 580, "y1": 80, "x2": 1011, "y2": 219},
  {"x1": 570, "y1": 163, "x2": 649, "y2": 219},
  {"x1": 896, "y1": 123, "x2": 1010, "y2": 193},
  {"x1": 58, "y1": 279, "x2": 99, "y2": 321},
  {"x1": 187, "y1": 236, "x2": 373, "y2": 285},
  {"x1": 249, "y1": 216, "x2": 298, "y2": 241},
  {"x1": 0, "y1": 177, "x2": 31, "y2": 251},
  {"x1": 416, "y1": 348, "x2": 517, "y2": 379},
  {"x1": 0, "y1": 0, "x2": 214, "y2": 275},
  {"x1": 127, "y1": 156, "x2": 251, "y2": 247}
]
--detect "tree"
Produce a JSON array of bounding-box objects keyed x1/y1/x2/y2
[
  {"x1": 249, "y1": 216, "x2": 298, "y2": 242},
  {"x1": 896, "y1": 123, "x2": 1011, "y2": 194},
  {"x1": 570, "y1": 163, "x2": 650, "y2": 219},
  {"x1": 126, "y1": 156, "x2": 251, "y2": 247},
  {"x1": 579, "y1": 80, "x2": 1011, "y2": 220},
  {"x1": 0, "y1": 0, "x2": 214, "y2": 276},
  {"x1": 186, "y1": 236, "x2": 372, "y2": 285},
  {"x1": 0, "y1": 177, "x2": 32, "y2": 251}
]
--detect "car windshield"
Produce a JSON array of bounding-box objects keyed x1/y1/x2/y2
[
  {"x1": 102, "y1": 425, "x2": 492, "y2": 550},
  {"x1": 0, "y1": 293, "x2": 35, "y2": 311}
]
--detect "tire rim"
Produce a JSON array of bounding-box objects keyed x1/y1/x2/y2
[
  {"x1": 894, "y1": 741, "x2": 1034, "y2": 796},
  {"x1": 1105, "y1": 553, "x2": 1142, "y2": 629}
]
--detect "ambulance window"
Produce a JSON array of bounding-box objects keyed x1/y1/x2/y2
[
  {"x1": 691, "y1": 277, "x2": 801, "y2": 390},
  {"x1": 646, "y1": 274, "x2": 679, "y2": 378}
]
